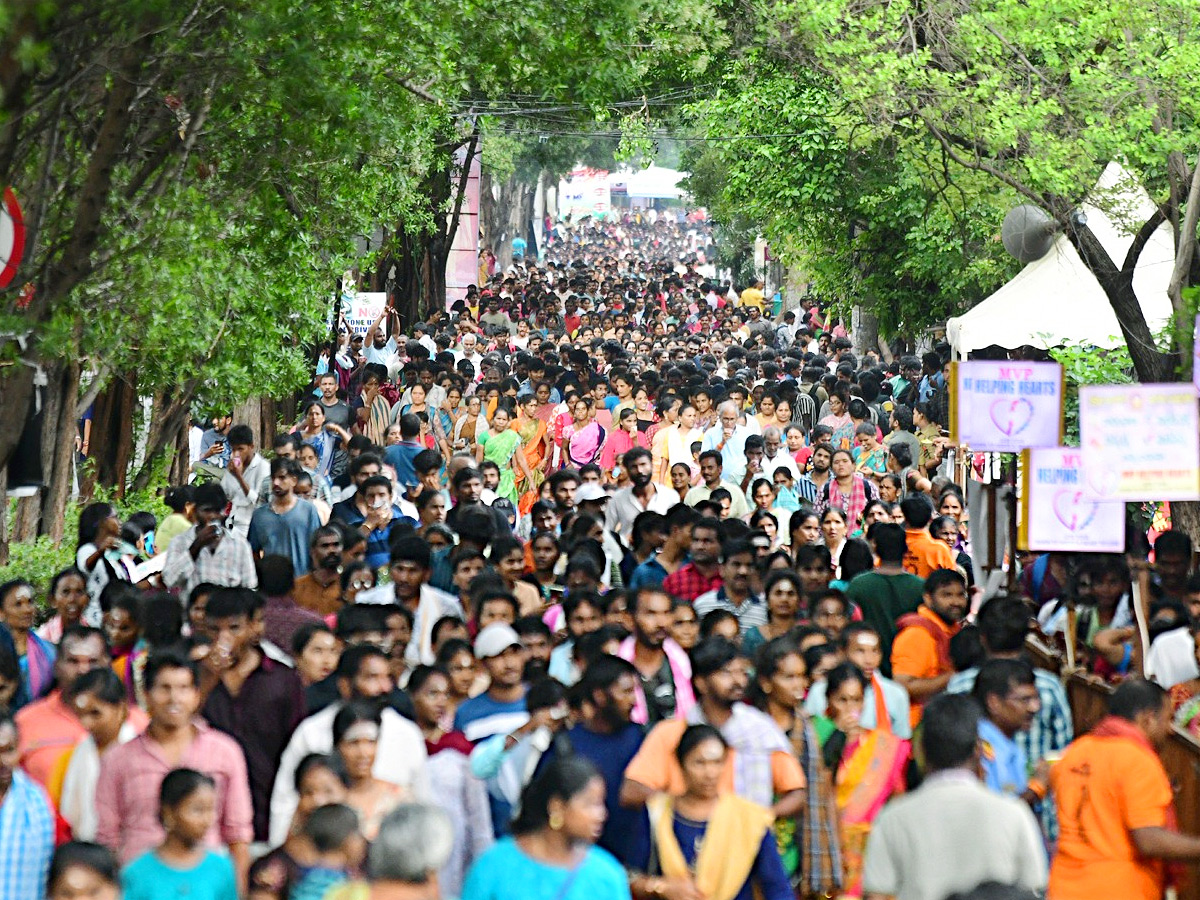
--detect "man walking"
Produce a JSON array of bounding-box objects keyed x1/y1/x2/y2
[
  {"x1": 220, "y1": 424, "x2": 271, "y2": 538},
  {"x1": 606, "y1": 448, "x2": 680, "y2": 544},
  {"x1": 694, "y1": 540, "x2": 766, "y2": 634},
  {"x1": 891, "y1": 568, "x2": 967, "y2": 729},
  {"x1": 862, "y1": 694, "x2": 1047, "y2": 900},
  {"x1": 1050, "y1": 678, "x2": 1200, "y2": 900},
  {"x1": 662, "y1": 517, "x2": 723, "y2": 603},
  {"x1": 248, "y1": 458, "x2": 321, "y2": 576}
]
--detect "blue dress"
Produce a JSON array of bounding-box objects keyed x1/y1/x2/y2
[
  {"x1": 122, "y1": 850, "x2": 237, "y2": 900},
  {"x1": 462, "y1": 837, "x2": 630, "y2": 900}
]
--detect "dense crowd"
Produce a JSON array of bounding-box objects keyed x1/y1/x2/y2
[{"x1": 2, "y1": 213, "x2": 1199, "y2": 900}]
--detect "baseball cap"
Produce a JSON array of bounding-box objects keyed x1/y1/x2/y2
[
  {"x1": 474, "y1": 623, "x2": 522, "y2": 659},
  {"x1": 576, "y1": 483, "x2": 609, "y2": 504}
]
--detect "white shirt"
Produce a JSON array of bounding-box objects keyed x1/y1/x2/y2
[
  {"x1": 761, "y1": 449, "x2": 801, "y2": 481},
  {"x1": 220, "y1": 453, "x2": 272, "y2": 537},
  {"x1": 269, "y1": 703, "x2": 431, "y2": 847},
  {"x1": 700, "y1": 423, "x2": 755, "y2": 484},
  {"x1": 364, "y1": 337, "x2": 398, "y2": 366},
  {"x1": 605, "y1": 484, "x2": 681, "y2": 544},
  {"x1": 59, "y1": 721, "x2": 140, "y2": 841},
  {"x1": 356, "y1": 583, "x2": 463, "y2": 666},
  {"x1": 1146, "y1": 625, "x2": 1200, "y2": 687},
  {"x1": 862, "y1": 772, "x2": 1047, "y2": 900}
]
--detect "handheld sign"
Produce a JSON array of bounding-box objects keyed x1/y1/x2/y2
[
  {"x1": 1078, "y1": 383, "x2": 1200, "y2": 501},
  {"x1": 950, "y1": 360, "x2": 1063, "y2": 452},
  {"x1": 1018, "y1": 447, "x2": 1125, "y2": 552}
]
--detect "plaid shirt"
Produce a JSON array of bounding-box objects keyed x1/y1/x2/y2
[
  {"x1": 947, "y1": 664, "x2": 1073, "y2": 840},
  {"x1": 790, "y1": 714, "x2": 843, "y2": 896},
  {"x1": 662, "y1": 562, "x2": 723, "y2": 603},
  {"x1": 162, "y1": 524, "x2": 259, "y2": 597},
  {"x1": 0, "y1": 769, "x2": 55, "y2": 900}
]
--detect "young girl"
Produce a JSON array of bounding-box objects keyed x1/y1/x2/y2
[
  {"x1": 122, "y1": 768, "x2": 238, "y2": 900},
  {"x1": 488, "y1": 535, "x2": 542, "y2": 616}
]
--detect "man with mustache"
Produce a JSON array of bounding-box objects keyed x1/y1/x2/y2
[
  {"x1": 606, "y1": 448, "x2": 680, "y2": 545},
  {"x1": 891, "y1": 568, "x2": 969, "y2": 730}
]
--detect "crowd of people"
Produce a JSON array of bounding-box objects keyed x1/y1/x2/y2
[{"x1": 1, "y1": 212, "x2": 1199, "y2": 900}]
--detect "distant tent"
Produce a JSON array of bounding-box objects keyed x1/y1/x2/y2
[
  {"x1": 611, "y1": 165, "x2": 687, "y2": 201},
  {"x1": 947, "y1": 163, "x2": 1175, "y2": 357}
]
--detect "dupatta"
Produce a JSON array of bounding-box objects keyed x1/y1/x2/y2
[{"x1": 648, "y1": 793, "x2": 774, "y2": 900}]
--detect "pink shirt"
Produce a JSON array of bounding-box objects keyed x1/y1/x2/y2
[{"x1": 95, "y1": 720, "x2": 253, "y2": 862}]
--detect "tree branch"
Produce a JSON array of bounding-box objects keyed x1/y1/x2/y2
[{"x1": 1167, "y1": 147, "x2": 1200, "y2": 316}]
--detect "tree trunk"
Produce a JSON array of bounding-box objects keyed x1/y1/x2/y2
[
  {"x1": 1171, "y1": 501, "x2": 1200, "y2": 548},
  {"x1": 91, "y1": 375, "x2": 139, "y2": 496},
  {"x1": 11, "y1": 495, "x2": 39, "y2": 542},
  {"x1": 1067, "y1": 219, "x2": 1175, "y2": 383},
  {"x1": 851, "y1": 304, "x2": 880, "y2": 359},
  {"x1": 40, "y1": 360, "x2": 79, "y2": 539},
  {"x1": 129, "y1": 382, "x2": 197, "y2": 493}
]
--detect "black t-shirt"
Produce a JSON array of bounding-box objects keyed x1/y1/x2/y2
[
  {"x1": 640, "y1": 656, "x2": 677, "y2": 725},
  {"x1": 319, "y1": 400, "x2": 354, "y2": 429}
]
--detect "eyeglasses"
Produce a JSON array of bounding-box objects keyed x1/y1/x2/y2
[{"x1": 350, "y1": 580, "x2": 373, "y2": 590}]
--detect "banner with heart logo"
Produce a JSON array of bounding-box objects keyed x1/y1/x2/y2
[
  {"x1": 951, "y1": 360, "x2": 1063, "y2": 452},
  {"x1": 1079, "y1": 383, "x2": 1200, "y2": 501},
  {"x1": 1019, "y1": 448, "x2": 1125, "y2": 552}
]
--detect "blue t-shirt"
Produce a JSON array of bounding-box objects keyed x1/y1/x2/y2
[
  {"x1": 122, "y1": 850, "x2": 237, "y2": 900},
  {"x1": 512, "y1": 237, "x2": 527, "y2": 258},
  {"x1": 462, "y1": 838, "x2": 630, "y2": 900},
  {"x1": 329, "y1": 502, "x2": 415, "y2": 569},
  {"x1": 537, "y1": 723, "x2": 647, "y2": 864},
  {"x1": 455, "y1": 690, "x2": 530, "y2": 835},
  {"x1": 384, "y1": 441, "x2": 425, "y2": 489},
  {"x1": 454, "y1": 691, "x2": 530, "y2": 744},
  {"x1": 248, "y1": 499, "x2": 321, "y2": 575}
]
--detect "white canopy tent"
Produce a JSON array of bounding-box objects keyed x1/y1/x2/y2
[
  {"x1": 947, "y1": 163, "x2": 1176, "y2": 357},
  {"x1": 609, "y1": 165, "x2": 687, "y2": 200}
]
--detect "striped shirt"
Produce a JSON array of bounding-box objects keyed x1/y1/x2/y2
[
  {"x1": 694, "y1": 587, "x2": 769, "y2": 633},
  {"x1": 0, "y1": 770, "x2": 55, "y2": 900}
]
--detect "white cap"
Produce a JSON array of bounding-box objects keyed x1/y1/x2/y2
[
  {"x1": 474, "y1": 623, "x2": 522, "y2": 659},
  {"x1": 576, "y1": 483, "x2": 609, "y2": 503}
]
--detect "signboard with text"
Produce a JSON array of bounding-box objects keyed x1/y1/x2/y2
[
  {"x1": 338, "y1": 291, "x2": 387, "y2": 336},
  {"x1": 951, "y1": 360, "x2": 1063, "y2": 452},
  {"x1": 1019, "y1": 447, "x2": 1126, "y2": 552},
  {"x1": 1079, "y1": 383, "x2": 1200, "y2": 501}
]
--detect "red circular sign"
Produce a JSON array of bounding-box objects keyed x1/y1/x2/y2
[{"x1": 0, "y1": 187, "x2": 26, "y2": 289}]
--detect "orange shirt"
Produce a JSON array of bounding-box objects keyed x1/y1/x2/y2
[
  {"x1": 624, "y1": 716, "x2": 805, "y2": 798},
  {"x1": 891, "y1": 605, "x2": 958, "y2": 729},
  {"x1": 902, "y1": 528, "x2": 956, "y2": 578},
  {"x1": 1049, "y1": 733, "x2": 1173, "y2": 900},
  {"x1": 16, "y1": 691, "x2": 148, "y2": 790}
]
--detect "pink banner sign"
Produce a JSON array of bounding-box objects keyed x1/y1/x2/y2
[
  {"x1": 952, "y1": 360, "x2": 1063, "y2": 452},
  {"x1": 1021, "y1": 447, "x2": 1125, "y2": 552},
  {"x1": 1079, "y1": 383, "x2": 1200, "y2": 501}
]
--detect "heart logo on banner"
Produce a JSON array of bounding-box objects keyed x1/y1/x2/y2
[
  {"x1": 1053, "y1": 489, "x2": 1099, "y2": 532},
  {"x1": 1085, "y1": 463, "x2": 1120, "y2": 498},
  {"x1": 989, "y1": 397, "x2": 1035, "y2": 437}
]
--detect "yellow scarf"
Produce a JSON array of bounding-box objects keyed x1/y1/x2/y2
[{"x1": 648, "y1": 793, "x2": 774, "y2": 900}]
